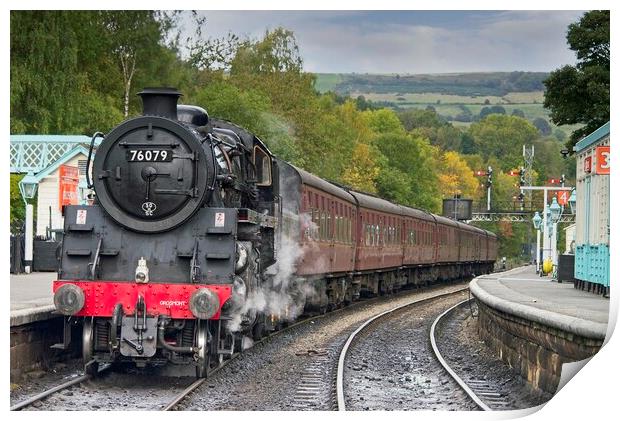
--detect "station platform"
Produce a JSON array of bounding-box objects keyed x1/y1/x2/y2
[
  {"x1": 469, "y1": 265, "x2": 609, "y2": 394},
  {"x1": 470, "y1": 265, "x2": 609, "y2": 339},
  {"x1": 10, "y1": 272, "x2": 57, "y2": 327}
]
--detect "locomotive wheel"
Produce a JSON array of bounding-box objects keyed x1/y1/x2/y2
[
  {"x1": 83, "y1": 318, "x2": 99, "y2": 376},
  {"x1": 195, "y1": 321, "x2": 210, "y2": 378}
]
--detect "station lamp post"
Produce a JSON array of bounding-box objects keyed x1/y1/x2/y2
[
  {"x1": 19, "y1": 171, "x2": 39, "y2": 274},
  {"x1": 532, "y1": 212, "x2": 542, "y2": 273},
  {"x1": 520, "y1": 185, "x2": 574, "y2": 275},
  {"x1": 568, "y1": 189, "x2": 577, "y2": 214},
  {"x1": 549, "y1": 197, "x2": 562, "y2": 271}
]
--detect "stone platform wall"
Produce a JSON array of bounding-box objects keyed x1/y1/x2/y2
[
  {"x1": 475, "y1": 300, "x2": 603, "y2": 394},
  {"x1": 10, "y1": 316, "x2": 80, "y2": 382}
]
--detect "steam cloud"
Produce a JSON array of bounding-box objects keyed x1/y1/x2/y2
[{"x1": 226, "y1": 212, "x2": 328, "y2": 333}]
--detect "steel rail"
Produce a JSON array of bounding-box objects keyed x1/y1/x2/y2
[
  {"x1": 336, "y1": 286, "x2": 469, "y2": 411},
  {"x1": 162, "y1": 283, "x2": 450, "y2": 410},
  {"x1": 10, "y1": 365, "x2": 110, "y2": 411},
  {"x1": 430, "y1": 298, "x2": 491, "y2": 411},
  {"x1": 161, "y1": 309, "x2": 336, "y2": 410}
]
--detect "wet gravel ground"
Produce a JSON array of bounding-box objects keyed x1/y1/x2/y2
[
  {"x1": 11, "y1": 363, "x2": 196, "y2": 410},
  {"x1": 177, "y1": 282, "x2": 470, "y2": 410},
  {"x1": 343, "y1": 290, "x2": 478, "y2": 411},
  {"x1": 10, "y1": 359, "x2": 84, "y2": 405},
  {"x1": 435, "y1": 300, "x2": 553, "y2": 410}
]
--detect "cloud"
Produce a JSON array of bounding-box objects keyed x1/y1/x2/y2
[{"x1": 179, "y1": 10, "x2": 585, "y2": 73}]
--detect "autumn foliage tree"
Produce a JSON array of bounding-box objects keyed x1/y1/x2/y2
[
  {"x1": 341, "y1": 143, "x2": 381, "y2": 193},
  {"x1": 437, "y1": 151, "x2": 480, "y2": 199}
]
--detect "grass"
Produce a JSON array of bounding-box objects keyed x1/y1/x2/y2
[{"x1": 313, "y1": 73, "x2": 344, "y2": 93}]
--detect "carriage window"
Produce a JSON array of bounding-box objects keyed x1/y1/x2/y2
[
  {"x1": 327, "y1": 211, "x2": 332, "y2": 240},
  {"x1": 253, "y1": 146, "x2": 272, "y2": 186}
]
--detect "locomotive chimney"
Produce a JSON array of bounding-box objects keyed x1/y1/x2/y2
[{"x1": 138, "y1": 87, "x2": 182, "y2": 120}]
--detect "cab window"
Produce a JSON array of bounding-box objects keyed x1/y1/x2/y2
[{"x1": 254, "y1": 146, "x2": 272, "y2": 186}]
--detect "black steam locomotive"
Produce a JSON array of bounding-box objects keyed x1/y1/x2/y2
[{"x1": 53, "y1": 88, "x2": 281, "y2": 377}]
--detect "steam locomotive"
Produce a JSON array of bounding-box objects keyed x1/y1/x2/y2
[{"x1": 52, "y1": 88, "x2": 498, "y2": 377}]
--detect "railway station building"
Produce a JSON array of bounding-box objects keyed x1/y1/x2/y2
[{"x1": 10, "y1": 135, "x2": 98, "y2": 238}]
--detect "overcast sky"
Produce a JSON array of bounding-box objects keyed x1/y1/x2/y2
[{"x1": 177, "y1": 10, "x2": 585, "y2": 74}]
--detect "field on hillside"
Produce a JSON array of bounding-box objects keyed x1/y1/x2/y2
[
  {"x1": 314, "y1": 72, "x2": 577, "y2": 139},
  {"x1": 352, "y1": 91, "x2": 545, "y2": 105}
]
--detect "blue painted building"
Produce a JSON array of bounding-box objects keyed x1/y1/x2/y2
[{"x1": 573, "y1": 122, "x2": 610, "y2": 294}]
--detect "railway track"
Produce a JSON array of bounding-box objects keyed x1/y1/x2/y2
[
  {"x1": 10, "y1": 365, "x2": 111, "y2": 411},
  {"x1": 430, "y1": 299, "x2": 492, "y2": 411},
  {"x1": 161, "y1": 310, "x2": 334, "y2": 410},
  {"x1": 336, "y1": 287, "x2": 474, "y2": 411},
  {"x1": 430, "y1": 299, "x2": 514, "y2": 410},
  {"x1": 165, "y1": 282, "x2": 472, "y2": 410}
]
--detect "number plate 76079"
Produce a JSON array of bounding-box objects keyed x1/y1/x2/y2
[{"x1": 126, "y1": 149, "x2": 172, "y2": 162}]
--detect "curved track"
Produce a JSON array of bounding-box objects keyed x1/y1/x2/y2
[
  {"x1": 430, "y1": 299, "x2": 491, "y2": 411},
  {"x1": 336, "y1": 287, "x2": 470, "y2": 411}
]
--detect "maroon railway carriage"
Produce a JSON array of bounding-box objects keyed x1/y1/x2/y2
[
  {"x1": 276, "y1": 158, "x2": 497, "y2": 307},
  {"x1": 400, "y1": 206, "x2": 435, "y2": 267},
  {"x1": 349, "y1": 190, "x2": 404, "y2": 272},
  {"x1": 295, "y1": 166, "x2": 356, "y2": 276}
]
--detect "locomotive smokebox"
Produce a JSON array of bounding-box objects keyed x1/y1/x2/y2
[{"x1": 138, "y1": 87, "x2": 182, "y2": 120}]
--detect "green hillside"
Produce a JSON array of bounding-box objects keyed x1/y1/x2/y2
[
  {"x1": 314, "y1": 72, "x2": 575, "y2": 139},
  {"x1": 314, "y1": 72, "x2": 548, "y2": 96}
]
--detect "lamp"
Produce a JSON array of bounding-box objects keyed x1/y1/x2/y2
[
  {"x1": 568, "y1": 189, "x2": 577, "y2": 214},
  {"x1": 18, "y1": 171, "x2": 38, "y2": 274},
  {"x1": 19, "y1": 171, "x2": 39, "y2": 202},
  {"x1": 549, "y1": 196, "x2": 561, "y2": 223},
  {"x1": 532, "y1": 212, "x2": 542, "y2": 230}
]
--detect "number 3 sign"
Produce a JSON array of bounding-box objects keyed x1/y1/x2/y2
[{"x1": 596, "y1": 146, "x2": 610, "y2": 175}]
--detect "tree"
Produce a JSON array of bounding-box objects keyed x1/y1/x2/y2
[
  {"x1": 341, "y1": 143, "x2": 381, "y2": 193},
  {"x1": 511, "y1": 108, "x2": 525, "y2": 118},
  {"x1": 479, "y1": 105, "x2": 506, "y2": 119},
  {"x1": 10, "y1": 174, "x2": 25, "y2": 233},
  {"x1": 437, "y1": 152, "x2": 479, "y2": 199},
  {"x1": 363, "y1": 108, "x2": 405, "y2": 135},
  {"x1": 231, "y1": 27, "x2": 303, "y2": 75},
  {"x1": 468, "y1": 115, "x2": 539, "y2": 167},
  {"x1": 543, "y1": 10, "x2": 609, "y2": 151},
  {"x1": 532, "y1": 117, "x2": 552, "y2": 136},
  {"x1": 397, "y1": 108, "x2": 444, "y2": 131},
  {"x1": 10, "y1": 11, "x2": 122, "y2": 134},
  {"x1": 102, "y1": 11, "x2": 172, "y2": 117},
  {"x1": 373, "y1": 133, "x2": 441, "y2": 212}
]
